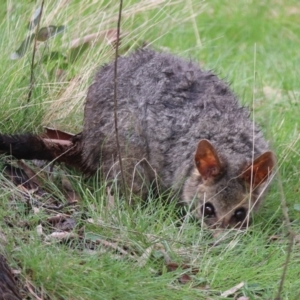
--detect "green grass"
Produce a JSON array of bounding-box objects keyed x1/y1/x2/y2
[{"x1": 1, "y1": 0, "x2": 300, "y2": 299}]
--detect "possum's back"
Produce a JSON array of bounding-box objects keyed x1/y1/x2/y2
[{"x1": 81, "y1": 49, "x2": 268, "y2": 188}]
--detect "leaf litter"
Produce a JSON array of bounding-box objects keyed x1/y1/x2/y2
[
  {"x1": 3, "y1": 149, "x2": 210, "y2": 296},
  {"x1": 1, "y1": 128, "x2": 265, "y2": 297}
]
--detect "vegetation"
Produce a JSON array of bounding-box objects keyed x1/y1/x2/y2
[{"x1": 0, "y1": 0, "x2": 299, "y2": 299}]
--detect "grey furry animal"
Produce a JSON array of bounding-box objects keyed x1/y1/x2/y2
[{"x1": 0, "y1": 49, "x2": 275, "y2": 228}]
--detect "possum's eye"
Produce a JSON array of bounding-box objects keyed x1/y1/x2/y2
[
  {"x1": 202, "y1": 203, "x2": 215, "y2": 218},
  {"x1": 234, "y1": 208, "x2": 247, "y2": 222}
]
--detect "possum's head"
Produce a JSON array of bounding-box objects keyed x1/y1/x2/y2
[{"x1": 183, "y1": 140, "x2": 275, "y2": 229}]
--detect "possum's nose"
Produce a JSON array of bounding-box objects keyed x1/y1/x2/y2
[
  {"x1": 214, "y1": 215, "x2": 250, "y2": 229},
  {"x1": 219, "y1": 217, "x2": 234, "y2": 228},
  {"x1": 208, "y1": 216, "x2": 231, "y2": 229}
]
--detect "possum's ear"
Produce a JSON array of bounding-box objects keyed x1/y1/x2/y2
[
  {"x1": 241, "y1": 151, "x2": 275, "y2": 188},
  {"x1": 194, "y1": 140, "x2": 222, "y2": 180}
]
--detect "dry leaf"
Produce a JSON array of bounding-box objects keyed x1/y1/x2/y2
[
  {"x1": 269, "y1": 235, "x2": 280, "y2": 241},
  {"x1": 166, "y1": 262, "x2": 180, "y2": 272},
  {"x1": 47, "y1": 214, "x2": 68, "y2": 225},
  {"x1": 55, "y1": 218, "x2": 77, "y2": 232},
  {"x1": 33, "y1": 207, "x2": 40, "y2": 214},
  {"x1": 11, "y1": 269, "x2": 21, "y2": 275},
  {"x1": 43, "y1": 127, "x2": 75, "y2": 140},
  {"x1": 36, "y1": 224, "x2": 43, "y2": 236},
  {"x1": 106, "y1": 186, "x2": 115, "y2": 209},
  {"x1": 45, "y1": 231, "x2": 78, "y2": 242},
  {"x1": 137, "y1": 245, "x2": 153, "y2": 267},
  {"x1": 4, "y1": 163, "x2": 31, "y2": 188},
  {"x1": 166, "y1": 262, "x2": 199, "y2": 274},
  {"x1": 46, "y1": 215, "x2": 77, "y2": 233},
  {"x1": 17, "y1": 160, "x2": 42, "y2": 187},
  {"x1": 221, "y1": 281, "x2": 245, "y2": 297},
  {"x1": 61, "y1": 175, "x2": 81, "y2": 203},
  {"x1": 178, "y1": 273, "x2": 192, "y2": 284},
  {"x1": 4, "y1": 161, "x2": 53, "y2": 204},
  {"x1": 25, "y1": 278, "x2": 43, "y2": 300},
  {"x1": 166, "y1": 262, "x2": 199, "y2": 285},
  {"x1": 93, "y1": 239, "x2": 132, "y2": 257},
  {"x1": 294, "y1": 234, "x2": 300, "y2": 243}
]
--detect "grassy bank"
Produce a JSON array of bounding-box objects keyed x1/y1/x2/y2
[{"x1": 0, "y1": 0, "x2": 299, "y2": 299}]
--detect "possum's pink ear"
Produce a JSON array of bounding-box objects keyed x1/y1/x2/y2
[
  {"x1": 194, "y1": 140, "x2": 222, "y2": 180},
  {"x1": 241, "y1": 151, "x2": 275, "y2": 188}
]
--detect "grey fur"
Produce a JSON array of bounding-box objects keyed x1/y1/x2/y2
[{"x1": 77, "y1": 49, "x2": 274, "y2": 227}]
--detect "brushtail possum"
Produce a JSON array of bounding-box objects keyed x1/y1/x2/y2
[{"x1": 0, "y1": 49, "x2": 275, "y2": 228}]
